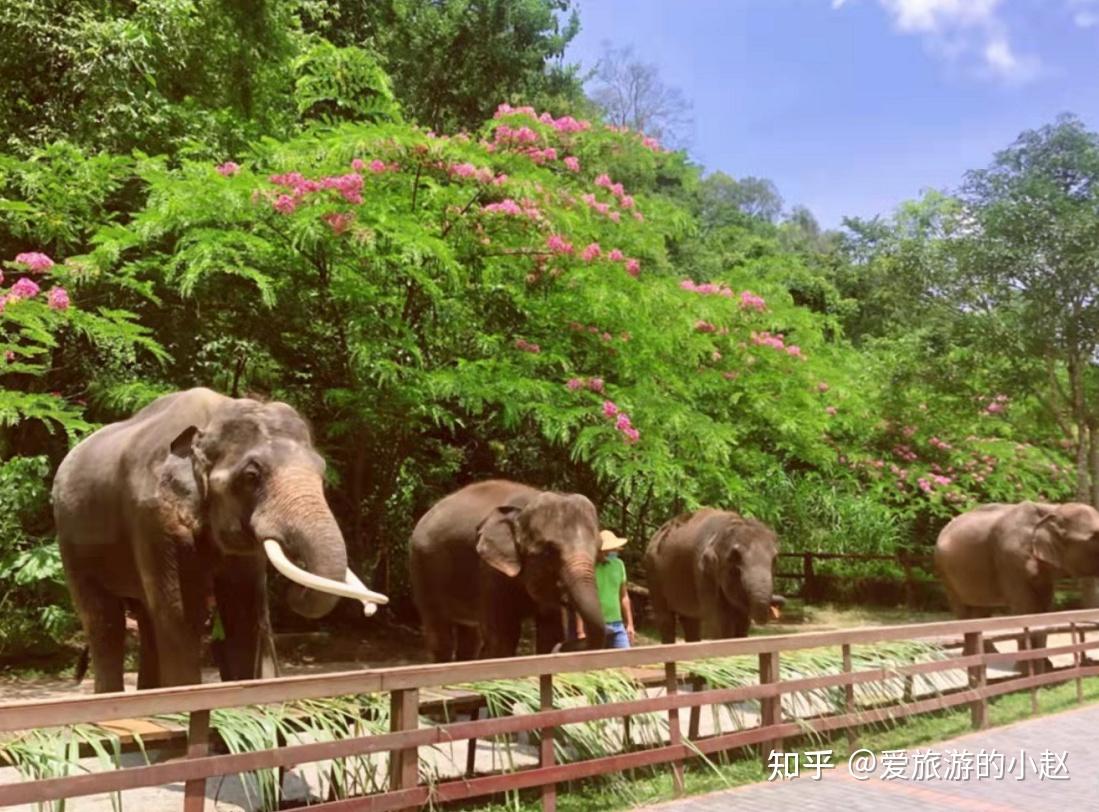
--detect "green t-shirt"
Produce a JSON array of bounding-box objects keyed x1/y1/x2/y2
[{"x1": 594, "y1": 556, "x2": 627, "y2": 624}]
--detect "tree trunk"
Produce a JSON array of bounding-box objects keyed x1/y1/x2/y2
[
  {"x1": 1082, "y1": 423, "x2": 1099, "y2": 609},
  {"x1": 1068, "y1": 356, "x2": 1090, "y2": 501}
]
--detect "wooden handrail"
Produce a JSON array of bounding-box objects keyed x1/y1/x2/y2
[{"x1": 2, "y1": 607, "x2": 1098, "y2": 811}]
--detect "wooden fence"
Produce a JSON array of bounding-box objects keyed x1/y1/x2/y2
[
  {"x1": 3, "y1": 608, "x2": 1099, "y2": 811},
  {"x1": 774, "y1": 551, "x2": 935, "y2": 604}
]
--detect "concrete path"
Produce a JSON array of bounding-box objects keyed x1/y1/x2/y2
[{"x1": 639, "y1": 701, "x2": 1099, "y2": 812}]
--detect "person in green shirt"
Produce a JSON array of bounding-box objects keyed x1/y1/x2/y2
[{"x1": 573, "y1": 529, "x2": 635, "y2": 648}]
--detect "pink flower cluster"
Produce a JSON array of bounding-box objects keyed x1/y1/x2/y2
[
  {"x1": 594, "y1": 174, "x2": 636, "y2": 210},
  {"x1": 695, "y1": 320, "x2": 717, "y2": 333},
  {"x1": 681, "y1": 279, "x2": 734, "y2": 297},
  {"x1": 14, "y1": 252, "x2": 53, "y2": 272},
  {"x1": 892, "y1": 444, "x2": 919, "y2": 462},
  {"x1": 917, "y1": 474, "x2": 953, "y2": 494},
  {"x1": 601, "y1": 400, "x2": 640, "y2": 444},
  {"x1": 580, "y1": 192, "x2": 620, "y2": 221},
  {"x1": 817, "y1": 382, "x2": 829, "y2": 393},
  {"x1": 740, "y1": 291, "x2": 766, "y2": 312},
  {"x1": 493, "y1": 104, "x2": 592, "y2": 134},
  {"x1": 216, "y1": 161, "x2": 240, "y2": 176},
  {"x1": 514, "y1": 338, "x2": 541, "y2": 354},
  {"x1": 10, "y1": 277, "x2": 40, "y2": 299},
  {"x1": 565, "y1": 376, "x2": 605, "y2": 393},
  {"x1": 569, "y1": 323, "x2": 627, "y2": 343},
  {"x1": 581, "y1": 243, "x2": 601, "y2": 262},
  {"x1": 351, "y1": 158, "x2": 397, "y2": 174},
  {"x1": 563, "y1": 156, "x2": 581, "y2": 172},
  {"x1": 747, "y1": 331, "x2": 803, "y2": 358},
  {"x1": 48, "y1": 286, "x2": 70, "y2": 310},
  {"x1": 269, "y1": 170, "x2": 365, "y2": 207},
  {"x1": 323, "y1": 212, "x2": 354, "y2": 235},
  {"x1": 482, "y1": 198, "x2": 541, "y2": 219},
  {"x1": 546, "y1": 234, "x2": 574, "y2": 254},
  {"x1": 984, "y1": 394, "x2": 1008, "y2": 415},
  {"x1": 928, "y1": 436, "x2": 952, "y2": 451},
  {"x1": 825, "y1": 406, "x2": 838, "y2": 416}
]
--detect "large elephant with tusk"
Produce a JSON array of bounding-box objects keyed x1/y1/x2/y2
[{"x1": 52, "y1": 387, "x2": 386, "y2": 692}]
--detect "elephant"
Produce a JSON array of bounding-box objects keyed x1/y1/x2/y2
[
  {"x1": 645, "y1": 508, "x2": 779, "y2": 643},
  {"x1": 409, "y1": 479, "x2": 607, "y2": 662},
  {"x1": 935, "y1": 501, "x2": 1099, "y2": 670},
  {"x1": 52, "y1": 387, "x2": 388, "y2": 692}
]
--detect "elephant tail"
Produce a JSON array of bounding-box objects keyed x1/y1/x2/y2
[{"x1": 73, "y1": 645, "x2": 90, "y2": 684}]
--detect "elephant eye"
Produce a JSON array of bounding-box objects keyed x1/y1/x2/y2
[{"x1": 240, "y1": 462, "x2": 263, "y2": 485}]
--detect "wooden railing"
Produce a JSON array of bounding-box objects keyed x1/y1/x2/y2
[{"x1": 3, "y1": 608, "x2": 1099, "y2": 811}]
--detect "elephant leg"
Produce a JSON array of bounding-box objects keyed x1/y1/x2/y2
[
  {"x1": 681, "y1": 617, "x2": 701, "y2": 643},
  {"x1": 69, "y1": 575, "x2": 126, "y2": 693},
  {"x1": 133, "y1": 602, "x2": 160, "y2": 690},
  {"x1": 455, "y1": 624, "x2": 482, "y2": 660},
  {"x1": 134, "y1": 525, "x2": 205, "y2": 686},
  {"x1": 653, "y1": 609, "x2": 677, "y2": 644},
  {"x1": 534, "y1": 609, "x2": 565, "y2": 654},
  {"x1": 214, "y1": 556, "x2": 277, "y2": 681},
  {"x1": 423, "y1": 617, "x2": 455, "y2": 662},
  {"x1": 730, "y1": 611, "x2": 750, "y2": 638},
  {"x1": 1005, "y1": 578, "x2": 1054, "y2": 675},
  {"x1": 481, "y1": 611, "x2": 522, "y2": 659}
]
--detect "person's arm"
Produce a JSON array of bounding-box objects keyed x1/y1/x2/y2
[{"x1": 620, "y1": 571, "x2": 635, "y2": 642}]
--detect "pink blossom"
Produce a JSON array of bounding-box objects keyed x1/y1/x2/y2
[
  {"x1": 624, "y1": 259, "x2": 641, "y2": 277},
  {"x1": 493, "y1": 173, "x2": 508, "y2": 186},
  {"x1": 324, "y1": 212, "x2": 354, "y2": 234},
  {"x1": 825, "y1": 406, "x2": 838, "y2": 416},
  {"x1": 739, "y1": 291, "x2": 767, "y2": 312},
  {"x1": 785, "y1": 345, "x2": 803, "y2": 358},
  {"x1": 14, "y1": 252, "x2": 54, "y2": 272},
  {"x1": 622, "y1": 426, "x2": 640, "y2": 444},
  {"x1": 4, "y1": 350, "x2": 13, "y2": 363},
  {"x1": 563, "y1": 156, "x2": 581, "y2": 172},
  {"x1": 602, "y1": 400, "x2": 619, "y2": 417},
  {"x1": 817, "y1": 382, "x2": 829, "y2": 393},
  {"x1": 369, "y1": 159, "x2": 388, "y2": 174},
  {"x1": 588, "y1": 377, "x2": 605, "y2": 393},
  {"x1": 216, "y1": 161, "x2": 240, "y2": 176},
  {"x1": 483, "y1": 198, "x2": 524, "y2": 216},
  {"x1": 351, "y1": 158, "x2": 365, "y2": 171},
  {"x1": 751, "y1": 331, "x2": 786, "y2": 351},
  {"x1": 546, "y1": 234, "x2": 574, "y2": 255},
  {"x1": 273, "y1": 194, "x2": 297, "y2": 214},
  {"x1": 609, "y1": 182, "x2": 625, "y2": 198},
  {"x1": 985, "y1": 402, "x2": 1004, "y2": 414},
  {"x1": 620, "y1": 195, "x2": 635, "y2": 209},
  {"x1": 918, "y1": 478, "x2": 932, "y2": 493},
  {"x1": 10, "y1": 277, "x2": 40, "y2": 299},
  {"x1": 566, "y1": 378, "x2": 584, "y2": 391},
  {"x1": 609, "y1": 211, "x2": 621, "y2": 222},
  {"x1": 641, "y1": 135, "x2": 662, "y2": 151},
  {"x1": 632, "y1": 211, "x2": 645, "y2": 222},
  {"x1": 448, "y1": 162, "x2": 477, "y2": 178},
  {"x1": 47, "y1": 286, "x2": 70, "y2": 310},
  {"x1": 514, "y1": 338, "x2": 541, "y2": 354},
  {"x1": 595, "y1": 174, "x2": 613, "y2": 189},
  {"x1": 933, "y1": 474, "x2": 952, "y2": 486},
  {"x1": 580, "y1": 243, "x2": 602, "y2": 262},
  {"x1": 615, "y1": 413, "x2": 633, "y2": 431},
  {"x1": 608, "y1": 249, "x2": 624, "y2": 261},
  {"x1": 695, "y1": 320, "x2": 717, "y2": 333}
]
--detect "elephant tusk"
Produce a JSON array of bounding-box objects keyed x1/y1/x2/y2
[
  {"x1": 344, "y1": 568, "x2": 380, "y2": 617},
  {"x1": 263, "y1": 540, "x2": 389, "y2": 608}
]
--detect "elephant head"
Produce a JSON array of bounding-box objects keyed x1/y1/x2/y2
[
  {"x1": 701, "y1": 515, "x2": 779, "y2": 626},
  {"x1": 159, "y1": 399, "x2": 387, "y2": 618},
  {"x1": 1031, "y1": 502, "x2": 1099, "y2": 577},
  {"x1": 475, "y1": 491, "x2": 606, "y2": 649}
]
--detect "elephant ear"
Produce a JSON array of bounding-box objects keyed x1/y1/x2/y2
[
  {"x1": 1032, "y1": 510, "x2": 1066, "y2": 570},
  {"x1": 476, "y1": 505, "x2": 524, "y2": 577},
  {"x1": 155, "y1": 425, "x2": 207, "y2": 534}
]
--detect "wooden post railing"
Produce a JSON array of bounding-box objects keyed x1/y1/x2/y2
[{"x1": 3, "y1": 608, "x2": 1099, "y2": 811}]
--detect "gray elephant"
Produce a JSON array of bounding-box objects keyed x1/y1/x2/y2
[
  {"x1": 409, "y1": 479, "x2": 606, "y2": 662},
  {"x1": 935, "y1": 500, "x2": 1099, "y2": 671},
  {"x1": 645, "y1": 509, "x2": 779, "y2": 642},
  {"x1": 52, "y1": 387, "x2": 387, "y2": 692},
  {"x1": 935, "y1": 501, "x2": 1099, "y2": 617}
]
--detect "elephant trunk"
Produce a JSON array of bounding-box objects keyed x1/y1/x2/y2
[
  {"x1": 562, "y1": 553, "x2": 605, "y2": 649},
  {"x1": 745, "y1": 573, "x2": 775, "y2": 626},
  {"x1": 253, "y1": 468, "x2": 350, "y2": 619}
]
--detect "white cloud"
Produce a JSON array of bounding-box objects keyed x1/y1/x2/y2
[
  {"x1": 1068, "y1": 0, "x2": 1099, "y2": 27},
  {"x1": 837, "y1": 0, "x2": 1041, "y2": 82}
]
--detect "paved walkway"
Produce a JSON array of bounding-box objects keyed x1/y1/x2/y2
[{"x1": 640, "y1": 702, "x2": 1099, "y2": 812}]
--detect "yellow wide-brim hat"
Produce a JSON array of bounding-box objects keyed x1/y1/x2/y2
[{"x1": 599, "y1": 529, "x2": 628, "y2": 551}]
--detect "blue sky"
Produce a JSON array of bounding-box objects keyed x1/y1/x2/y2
[{"x1": 564, "y1": 0, "x2": 1099, "y2": 228}]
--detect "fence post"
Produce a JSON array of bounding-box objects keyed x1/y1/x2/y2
[
  {"x1": 963, "y1": 631, "x2": 987, "y2": 730},
  {"x1": 465, "y1": 704, "x2": 480, "y2": 778},
  {"x1": 802, "y1": 553, "x2": 816, "y2": 602},
  {"x1": 1020, "y1": 628, "x2": 1038, "y2": 714},
  {"x1": 759, "y1": 651, "x2": 781, "y2": 770},
  {"x1": 665, "y1": 661, "x2": 685, "y2": 795},
  {"x1": 389, "y1": 688, "x2": 420, "y2": 798},
  {"x1": 540, "y1": 674, "x2": 556, "y2": 812},
  {"x1": 183, "y1": 709, "x2": 210, "y2": 812},
  {"x1": 1072, "y1": 622, "x2": 1083, "y2": 704},
  {"x1": 688, "y1": 674, "x2": 704, "y2": 741},
  {"x1": 841, "y1": 643, "x2": 856, "y2": 749}
]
